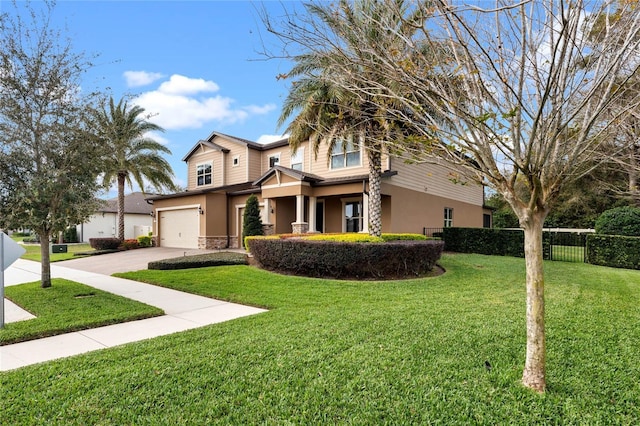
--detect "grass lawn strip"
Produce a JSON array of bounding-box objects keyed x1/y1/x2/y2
[
  {"x1": 20, "y1": 243, "x2": 95, "y2": 262},
  {"x1": 2, "y1": 254, "x2": 640, "y2": 424},
  {"x1": 1, "y1": 279, "x2": 164, "y2": 345}
]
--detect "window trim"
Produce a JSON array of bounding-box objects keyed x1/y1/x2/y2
[
  {"x1": 196, "y1": 161, "x2": 213, "y2": 187},
  {"x1": 330, "y1": 139, "x2": 361, "y2": 170},
  {"x1": 444, "y1": 207, "x2": 453, "y2": 228},
  {"x1": 290, "y1": 147, "x2": 304, "y2": 171},
  {"x1": 341, "y1": 197, "x2": 364, "y2": 233},
  {"x1": 232, "y1": 155, "x2": 240, "y2": 167},
  {"x1": 268, "y1": 153, "x2": 281, "y2": 168}
]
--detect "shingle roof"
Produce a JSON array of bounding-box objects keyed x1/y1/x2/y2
[
  {"x1": 182, "y1": 131, "x2": 290, "y2": 162},
  {"x1": 100, "y1": 192, "x2": 154, "y2": 215}
]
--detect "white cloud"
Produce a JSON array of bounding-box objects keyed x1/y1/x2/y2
[
  {"x1": 131, "y1": 74, "x2": 276, "y2": 130},
  {"x1": 256, "y1": 134, "x2": 288, "y2": 144},
  {"x1": 157, "y1": 74, "x2": 219, "y2": 95},
  {"x1": 123, "y1": 71, "x2": 165, "y2": 88}
]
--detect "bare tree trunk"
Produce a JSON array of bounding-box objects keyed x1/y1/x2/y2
[
  {"x1": 368, "y1": 148, "x2": 382, "y2": 237},
  {"x1": 39, "y1": 231, "x2": 52, "y2": 288},
  {"x1": 521, "y1": 212, "x2": 546, "y2": 392},
  {"x1": 117, "y1": 173, "x2": 126, "y2": 241}
]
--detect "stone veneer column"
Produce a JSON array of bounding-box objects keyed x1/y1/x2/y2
[{"x1": 291, "y1": 194, "x2": 308, "y2": 234}]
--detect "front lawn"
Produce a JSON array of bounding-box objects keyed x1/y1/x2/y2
[
  {"x1": 20, "y1": 243, "x2": 94, "y2": 262},
  {"x1": 1, "y1": 279, "x2": 164, "y2": 345},
  {"x1": 2, "y1": 253, "x2": 640, "y2": 424}
]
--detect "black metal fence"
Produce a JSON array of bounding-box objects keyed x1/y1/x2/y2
[{"x1": 424, "y1": 227, "x2": 590, "y2": 263}]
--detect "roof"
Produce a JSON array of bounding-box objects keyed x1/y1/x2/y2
[
  {"x1": 253, "y1": 165, "x2": 324, "y2": 186},
  {"x1": 182, "y1": 131, "x2": 290, "y2": 162},
  {"x1": 145, "y1": 182, "x2": 257, "y2": 202},
  {"x1": 100, "y1": 192, "x2": 154, "y2": 215}
]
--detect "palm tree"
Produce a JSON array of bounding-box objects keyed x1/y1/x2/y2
[
  {"x1": 95, "y1": 96, "x2": 177, "y2": 240},
  {"x1": 278, "y1": 1, "x2": 422, "y2": 237}
]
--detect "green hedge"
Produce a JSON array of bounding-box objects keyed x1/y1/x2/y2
[
  {"x1": 148, "y1": 252, "x2": 248, "y2": 270},
  {"x1": 586, "y1": 234, "x2": 640, "y2": 269},
  {"x1": 89, "y1": 237, "x2": 121, "y2": 250},
  {"x1": 442, "y1": 227, "x2": 551, "y2": 259},
  {"x1": 247, "y1": 238, "x2": 444, "y2": 279}
]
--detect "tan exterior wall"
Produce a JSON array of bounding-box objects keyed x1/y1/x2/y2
[
  {"x1": 247, "y1": 148, "x2": 262, "y2": 182},
  {"x1": 388, "y1": 157, "x2": 484, "y2": 207},
  {"x1": 186, "y1": 146, "x2": 222, "y2": 190},
  {"x1": 274, "y1": 197, "x2": 296, "y2": 234},
  {"x1": 383, "y1": 183, "x2": 484, "y2": 233},
  {"x1": 307, "y1": 139, "x2": 370, "y2": 178}
]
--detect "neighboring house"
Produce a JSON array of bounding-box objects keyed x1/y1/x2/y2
[
  {"x1": 147, "y1": 131, "x2": 493, "y2": 249},
  {"x1": 77, "y1": 192, "x2": 153, "y2": 242}
]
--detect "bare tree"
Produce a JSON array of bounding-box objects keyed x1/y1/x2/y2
[
  {"x1": 264, "y1": 0, "x2": 640, "y2": 392},
  {"x1": 0, "y1": 1, "x2": 105, "y2": 288}
]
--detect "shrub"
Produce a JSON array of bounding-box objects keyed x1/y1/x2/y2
[
  {"x1": 137, "y1": 235, "x2": 152, "y2": 248},
  {"x1": 63, "y1": 226, "x2": 78, "y2": 243},
  {"x1": 148, "y1": 252, "x2": 248, "y2": 270},
  {"x1": 304, "y1": 233, "x2": 384, "y2": 243},
  {"x1": 242, "y1": 194, "x2": 263, "y2": 248},
  {"x1": 381, "y1": 233, "x2": 427, "y2": 241},
  {"x1": 247, "y1": 238, "x2": 444, "y2": 279},
  {"x1": 89, "y1": 237, "x2": 121, "y2": 250},
  {"x1": 442, "y1": 227, "x2": 552, "y2": 259},
  {"x1": 594, "y1": 206, "x2": 640, "y2": 236},
  {"x1": 121, "y1": 239, "x2": 139, "y2": 250},
  {"x1": 587, "y1": 234, "x2": 640, "y2": 269}
]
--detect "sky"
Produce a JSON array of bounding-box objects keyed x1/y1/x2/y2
[{"x1": 4, "y1": 0, "x2": 302, "y2": 196}]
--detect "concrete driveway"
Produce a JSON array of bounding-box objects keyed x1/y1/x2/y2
[{"x1": 56, "y1": 247, "x2": 242, "y2": 275}]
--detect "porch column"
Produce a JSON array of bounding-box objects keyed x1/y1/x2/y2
[
  {"x1": 308, "y1": 196, "x2": 317, "y2": 233},
  {"x1": 361, "y1": 193, "x2": 370, "y2": 233},
  {"x1": 262, "y1": 198, "x2": 271, "y2": 224},
  {"x1": 292, "y1": 194, "x2": 309, "y2": 234}
]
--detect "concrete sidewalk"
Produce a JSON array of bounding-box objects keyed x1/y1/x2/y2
[{"x1": 1, "y1": 259, "x2": 267, "y2": 371}]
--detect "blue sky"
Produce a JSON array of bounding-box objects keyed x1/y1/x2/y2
[{"x1": 7, "y1": 1, "x2": 302, "y2": 195}]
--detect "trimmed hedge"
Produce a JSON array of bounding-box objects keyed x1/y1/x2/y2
[
  {"x1": 89, "y1": 237, "x2": 121, "y2": 250},
  {"x1": 247, "y1": 238, "x2": 444, "y2": 279},
  {"x1": 595, "y1": 206, "x2": 640, "y2": 236},
  {"x1": 442, "y1": 227, "x2": 551, "y2": 259},
  {"x1": 586, "y1": 234, "x2": 640, "y2": 269},
  {"x1": 148, "y1": 252, "x2": 248, "y2": 270}
]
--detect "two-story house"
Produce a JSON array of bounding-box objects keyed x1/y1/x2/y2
[{"x1": 147, "y1": 131, "x2": 492, "y2": 249}]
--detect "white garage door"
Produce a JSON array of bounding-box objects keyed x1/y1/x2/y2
[{"x1": 159, "y1": 209, "x2": 199, "y2": 249}]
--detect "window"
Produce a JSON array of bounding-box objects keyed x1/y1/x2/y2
[
  {"x1": 345, "y1": 201, "x2": 363, "y2": 232},
  {"x1": 331, "y1": 139, "x2": 360, "y2": 169},
  {"x1": 483, "y1": 213, "x2": 492, "y2": 228},
  {"x1": 444, "y1": 207, "x2": 453, "y2": 228},
  {"x1": 291, "y1": 148, "x2": 304, "y2": 171},
  {"x1": 196, "y1": 162, "x2": 212, "y2": 186},
  {"x1": 232, "y1": 155, "x2": 240, "y2": 167},
  {"x1": 268, "y1": 153, "x2": 280, "y2": 168}
]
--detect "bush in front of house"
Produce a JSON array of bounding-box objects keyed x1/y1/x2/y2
[
  {"x1": 89, "y1": 237, "x2": 121, "y2": 250},
  {"x1": 247, "y1": 238, "x2": 444, "y2": 279},
  {"x1": 120, "y1": 239, "x2": 139, "y2": 250},
  {"x1": 242, "y1": 194, "x2": 264, "y2": 248},
  {"x1": 148, "y1": 252, "x2": 248, "y2": 270},
  {"x1": 594, "y1": 206, "x2": 640, "y2": 236},
  {"x1": 137, "y1": 235, "x2": 152, "y2": 248},
  {"x1": 442, "y1": 227, "x2": 527, "y2": 257},
  {"x1": 586, "y1": 234, "x2": 640, "y2": 269}
]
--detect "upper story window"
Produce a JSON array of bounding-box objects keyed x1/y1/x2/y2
[
  {"x1": 291, "y1": 148, "x2": 304, "y2": 171},
  {"x1": 196, "y1": 162, "x2": 212, "y2": 186},
  {"x1": 444, "y1": 207, "x2": 453, "y2": 228},
  {"x1": 232, "y1": 155, "x2": 240, "y2": 167},
  {"x1": 268, "y1": 153, "x2": 280, "y2": 168},
  {"x1": 331, "y1": 139, "x2": 361, "y2": 169}
]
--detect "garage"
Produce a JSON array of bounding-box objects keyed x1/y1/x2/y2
[{"x1": 158, "y1": 208, "x2": 200, "y2": 248}]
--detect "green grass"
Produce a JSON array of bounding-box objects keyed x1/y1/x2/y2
[
  {"x1": 20, "y1": 243, "x2": 94, "y2": 262},
  {"x1": 3, "y1": 253, "x2": 640, "y2": 424},
  {"x1": 1, "y1": 279, "x2": 163, "y2": 345}
]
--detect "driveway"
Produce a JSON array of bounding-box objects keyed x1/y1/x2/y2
[{"x1": 56, "y1": 247, "x2": 242, "y2": 275}]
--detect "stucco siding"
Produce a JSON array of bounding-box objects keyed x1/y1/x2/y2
[{"x1": 79, "y1": 213, "x2": 152, "y2": 242}]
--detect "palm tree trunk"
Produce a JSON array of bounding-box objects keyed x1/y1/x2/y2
[
  {"x1": 368, "y1": 148, "x2": 382, "y2": 237},
  {"x1": 521, "y1": 212, "x2": 546, "y2": 393},
  {"x1": 117, "y1": 173, "x2": 126, "y2": 241},
  {"x1": 39, "y1": 230, "x2": 51, "y2": 288}
]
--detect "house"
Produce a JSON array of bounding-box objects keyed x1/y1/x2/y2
[
  {"x1": 147, "y1": 131, "x2": 493, "y2": 249},
  {"x1": 77, "y1": 192, "x2": 153, "y2": 242}
]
